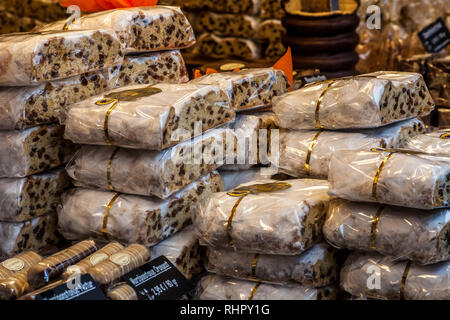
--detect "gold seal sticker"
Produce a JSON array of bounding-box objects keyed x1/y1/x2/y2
[
  {"x1": 220, "y1": 63, "x2": 246, "y2": 71},
  {"x1": 109, "y1": 253, "x2": 131, "y2": 267},
  {"x1": 440, "y1": 133, "x2": 450, "y2": 139},
  {"x1": 90, "y1": 253, "x2": 109, "y2": 266},
  {"x1": 1, "y1": 258, "x2": 25, "y2": 272}
]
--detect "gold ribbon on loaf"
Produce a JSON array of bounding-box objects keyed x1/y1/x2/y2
[
  {"x1": 399, "y1": 261, "x2": 412, "y2": 300},
  {"x1": 102, "y1": 193, "x2": 121, "y2": 236},
  {"x1": 305, "y1": 129, "x2": 324, "y2": 175},
  {"x1": 248, "y1": 282, "x2": 261, "y2": 300},
  {"x1": 370, "y1": 205, "x2": 385, "y2": 250},
  {"x1": 226, "y1": 183, "x2": 292, "y2": 248},
  {"x1": 107, "y1": 147, "x2": 120, "y2": 191},
  {"x1": 315, "y1": 80, "x2": 336, "y2": 129},
  {"x1": 251, "y1": 254, "x2": 260, "y2": 282}
]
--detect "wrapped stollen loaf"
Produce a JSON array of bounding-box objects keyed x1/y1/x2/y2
[
  {"x1": 195, "y1": 178, "x2": 330, "y2": 255},
  {"x1": 206, "y1": 242, "x2": 338, "y2": 287},
  {"x1": 222, "y1": 113, "x2": 278, "y2": 171},
  {"x1": 273, "y1": 71, "x2": 435, "y2": 130},
  {"x1": 191, "y1": 68, "x2": 289, "y2": 111},
  {"x1": 27, "y1": 240, "x2": 98, "y2": 290},
  {"x1": 0, "y1": 213, "x2": 62, "y2": 257},
  {"x1": 328, "y1": 149, "x2": 450, "y2": 209},
  {"x1": 58, "y1": 172, "x2": 223, "y2": 245},
  {"x1": 0, "y1": 71, "x2": 108, "y2": 130},
  {"x1": 66, "y1": 128, "x2": 229, "y2": 199},
  {"x1": 88, "y1": 244, "x2": 150, "y2": 286},
  {"x1": 0, "y1": 252, "x2": 43, "y2": 300},
  {"x1": 278, "y1": 118, "x2": 425, "y2": 179},
  {"x1": 63, "y1": 83, "x2": 234, "y2": 150},
  {"x1": 150, "y1": 226, "x2": 204, "y2": 280},
  {"x1": 324, "y1": 199, "x2": 450, "y2": 264},
  {"x1": 0, "y1": 251, "x2": 42, "y2": 280},
  {"x1": 405, "y1": 129, "x2": 450, "y2": 154},
  {"x1": 196, "y1": 274, "x2": 339, "y2": 300},
  {"x1": 0, "y1": 167, "x2": 70, "y2": 222},
  {"x1": 340, "y1": 252, "x2": 450, "y2": 300},
  {"x1": 0, "y1": 125, "x2": 74, "y2": 178},
  {"x1": 104, "y1": 50, "x2": 189, "y2": 89},
  {"x1": 62, "y1": 242, "x2": 125, "y2": 279},
  {"x1": 195, "y1": 33, "x2": 262, "y2": 61},
  {"x1": 0, "y1": 30, "x2": 123, "y2": 86},
  {"x1": 37, "y1": 7, "x2": 195, "y2": 54}
]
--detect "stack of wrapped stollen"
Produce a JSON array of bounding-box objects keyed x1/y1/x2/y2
[
  {"x1": 193, "y1": 177, "x2": 341, "y2": 300},
  {"x1": 272, "y1": 70, "x2": 449, "y2": 300},
  {"x1": 0, "y1": 28, "x2": 128, "y2": 257}
]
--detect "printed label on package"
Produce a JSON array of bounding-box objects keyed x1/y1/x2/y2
[
  {"x1": 123, "y1": 255, "x2": 194, "y2": 300},
  {"x1": 35, "y1": 274, "x2": 108, "y2": 300},
  {"x1": 418, "y1": 18, "x2": 450, "y2": 53},
  {"x1": 298, "y1": 74, "x2": 328, "y2": 88}
]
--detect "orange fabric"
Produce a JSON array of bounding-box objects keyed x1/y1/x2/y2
[
  {"x1": 194, "y1": 69, "x2": 202, "y2": 79},
  {"x1": 130, "y1": 0, "x2": 158, "y2": 5},
  {"x1": 59, "y1": 0, "x2": 158, "y2": 11},
  {"x1": 206, "y1": 68, "x2": 219, "y2": 74},
  {"x1": 233, "y1": 68, "x2": 241, "y2": 72},
  {"x1": 96, "y1": 0, "x2": 115, "y2": 9},
  {"x1": 273, "y1": 47, "x2": 293, "y2": 90}
]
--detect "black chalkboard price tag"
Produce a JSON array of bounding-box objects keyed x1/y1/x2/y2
[
  {"x1": 123, "y1": 256, "x2": 194, "y2": 300},
  {"x1": 418, "y1": 18, "x2": 450, "y2": 53},
  {"x1": 35, "y1": 274, "x2": 108, "y2": 300}
]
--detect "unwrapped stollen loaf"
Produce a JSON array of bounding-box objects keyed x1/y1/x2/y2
[
  {"x1": 328, "y1": 149, "x2": 450, "y2": 209},
  {"x1": 0, "y1": 124, "x2": 74, "y2": 178},
  {"x1": 63, "y1": 83, "x2": 234, "y2": 150},
  {"x1": 324, "y1": 199, "x2": 450, "y2": 264},
  {"x1": 89, "y1": 244, "x2": 150, "y2": 285},
  {"x1": 340, "y1": 252, "x2": 450, "y2": 300},
  {"x1": 405, "y1": 129, "x2": 450, "y2": 154},
  {"x1": 206, "y1": 242, "x2": 338, "y2": 287},
  {"x1": 104, "y1": 50, "x2": 189, "y2": 89},
  {"x1": 0, "y1": 30, "x2": 123, "y2": 86},
  {"x1": 0, "y1": 212, "x2": 62, "y2": 257},
  {"x1": 0, "y1": 167, "x2": 70, "y2": 222},
  {"x1": 66, "y1": 128, "x2": 228, "y2": 199},
  {"x1": 0, "y1": 71, "x2": 107, "y2": 130},
  {"x1": 191, "y1": 68, "x2": 288, "y2": 111},
  {"x1": 196, "y1": 274, "x2": 338, "y2": 300},
  {"x1": 150, "y1": 226, "x2": 203, "y2": 280},
  {"x1": 278, "y1": 118, "x2": 425, "y2": 179},
  {"x1": 58, "y1": 172, "x2": 223, "y2": 245},
  {"x1": 37, "y1": 6, "x2": 195, "y2": 54},
  {"x1": 195, "y1": 178, "x2": 330, "y2": 255},
  {"x1": 273, "y1": 72, "x2": 435, "y2": 130}
]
